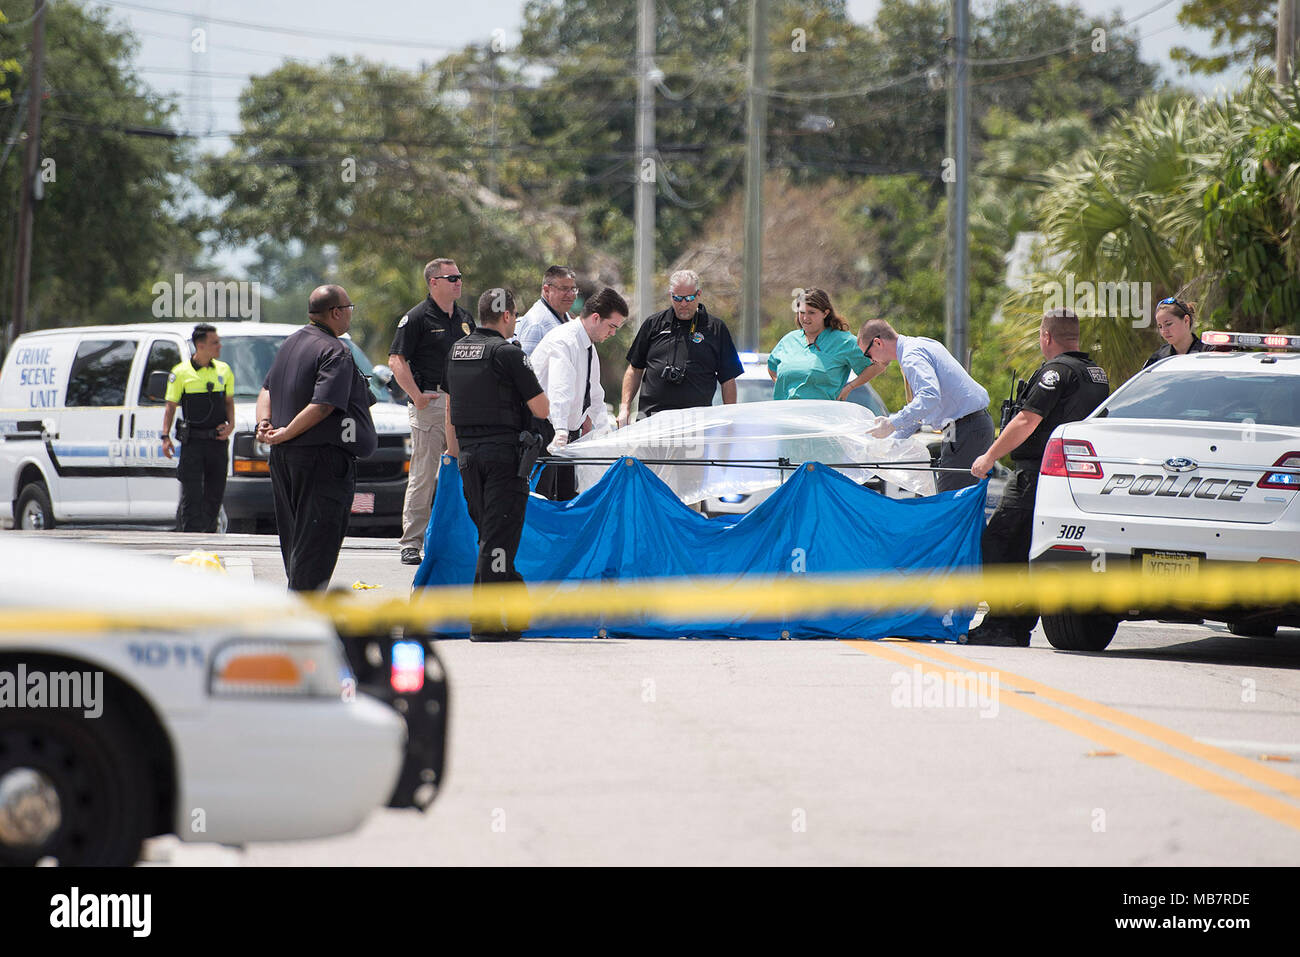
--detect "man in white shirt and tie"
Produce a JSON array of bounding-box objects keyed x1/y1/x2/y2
[{"x1": 530, "y1": 287, "x2": 629, "y2": 501}]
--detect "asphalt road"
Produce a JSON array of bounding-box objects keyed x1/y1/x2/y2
[{"x1": 25, "y1": 527, "x2": 1300, "y2": 866}]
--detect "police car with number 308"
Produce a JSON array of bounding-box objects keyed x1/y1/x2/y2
[{"x1": 1029, "y1": 332, "x2": 1300, "y2": 651}]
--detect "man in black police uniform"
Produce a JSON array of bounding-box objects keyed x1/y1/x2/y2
[
  {"x1": 256, "y1": 285, "x2": 377, "y2": 591},
  {"x1": 389, "y1": 257, "x2": 476, "y2": 566},
  {"x1": 444, "y1": 288, "x2": 550, "y2": 642},
  {"x1": 966, "y1": 307, "x2": 1110, "y2": 646},
  {"x1": 618, "y1": 268, "x2": 744, "y2": 424},
  {"x1": 161, "y1": 323, "x2": 235, "y2": 532}
]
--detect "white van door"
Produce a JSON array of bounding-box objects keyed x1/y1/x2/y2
[
  {"x1": 126, "y1": 335, "x2": 185, "y2": 519},
  {"x1": 53, "y1": 337, "x2": 140, "y2": 520}
]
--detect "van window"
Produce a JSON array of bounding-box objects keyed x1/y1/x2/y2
[
  {"x1": 138, "y1": 339, "x2": 182, "y2": 405},
  {"x1": 65, "y1": 339, "x2": 137, "y2": 407}
]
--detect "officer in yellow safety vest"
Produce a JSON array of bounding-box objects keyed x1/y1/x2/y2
[{"x1": 161, "y1": 323, "x2": 235, "y2": 532}]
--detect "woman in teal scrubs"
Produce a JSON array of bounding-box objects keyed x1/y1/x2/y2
[{"x1": 768, "y1": 288, "x2": 883, "y2": 400}]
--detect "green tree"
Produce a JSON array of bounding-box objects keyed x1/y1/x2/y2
[
  {"x1": 0, "y1": 0, "x2": 195, "y2": 333},
  {"x1": 1002, "y1": 73, "x2": 1300, "y2": 384},
  {"x1": 1171, "y1": 0, "x2": 1276, "y2": 76}
]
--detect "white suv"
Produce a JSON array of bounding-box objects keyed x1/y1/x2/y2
[{"x1": 1030, "y1": 332, "x2": 1300, "y2": 650}]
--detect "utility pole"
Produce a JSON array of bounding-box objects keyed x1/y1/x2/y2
[
  {"x1": 740, "y1": 0, "x2": 767, "y2": 352},
  {"x1": 1278, "y1": 0, "x2": 1297, "y2": 84},
  {"x1": 633, "y1": 0, "x2": 656, "y2": 323},
  {"x1": 10, "y1": 0, "x2": 47, "y2": 345},
  {"x1": 944, "y1": 0, "x2": 970, "y2": 368}
]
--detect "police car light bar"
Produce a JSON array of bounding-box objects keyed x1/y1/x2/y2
[{"x1": 1201, "y1": 331, "x2": 1300, "y2": 351}]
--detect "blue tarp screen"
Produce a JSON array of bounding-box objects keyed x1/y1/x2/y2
[{"x1": 414, "y1": 456, "x2": 986, "y2": 640}]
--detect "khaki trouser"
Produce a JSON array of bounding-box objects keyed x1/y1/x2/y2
[{"x1": 400, "y1": 393, "x2": 448, "y2": 552}]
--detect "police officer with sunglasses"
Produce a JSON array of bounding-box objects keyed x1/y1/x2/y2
[{"x1": 618, "y1": 269, "x2": 744, "y2": 425}]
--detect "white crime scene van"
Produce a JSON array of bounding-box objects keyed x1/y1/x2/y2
[{"x1": 0, "y1": 322, "x2": 412, "y2": 532}]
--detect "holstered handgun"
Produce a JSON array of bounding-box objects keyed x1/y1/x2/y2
[{"x1": 517, "y1": 430, "x2": 544, "y2": 479}]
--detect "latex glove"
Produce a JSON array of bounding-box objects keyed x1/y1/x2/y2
[
  {"x1": 548, "y1": 431, "x2": 569, "y2": 455},
  {"x1": 870, "y1": 416, "x2": 895, "y2": 439}
]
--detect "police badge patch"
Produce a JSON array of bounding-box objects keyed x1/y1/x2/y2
[
  {"x1": 462, "y1": 322, "x2": 471, "y2": 334},
  {"x1": 1041, "y1": 369, "x2": 1060, "y2": 388},
  {"x1": 398, "y1": 316, "x2": 409, "y2": 328},
  {"x1": 691, "y1": 332, "x2": 704, "y2": 343},
  {"x1": 167, "y1": 372, "x2": 176, "y2": 382}
]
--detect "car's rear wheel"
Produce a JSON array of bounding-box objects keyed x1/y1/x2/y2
[
  {"x1": 0, "y1": 707, "x2": 154, "y2": 866},
  {"x1": 1042, "y1": 612, "x2": 1120, "y2": 651},
  {"x1": 15, "y1": 483, "x2": 54, "y2": 530},
  {"x1": 1228, "y1": 617, "x2": 1279, "y2": 638}
]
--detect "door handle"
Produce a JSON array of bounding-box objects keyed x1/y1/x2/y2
[
  {"x1": 129, "y1": 413, "x2": 136, "y2": 436},
  {"x1": 118, "y1": 414, "x2": 124, "y2": 439}
]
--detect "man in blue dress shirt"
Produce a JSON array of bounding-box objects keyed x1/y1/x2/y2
[{"x1": 858, "y1": 319, "x2": 993, "y2": 493}]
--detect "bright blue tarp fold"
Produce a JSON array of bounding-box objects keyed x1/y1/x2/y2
[{"x1": 415, "y1": 455, "x2": 986, "y2": 640}]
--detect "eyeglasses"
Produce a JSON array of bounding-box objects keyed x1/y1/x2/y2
[
  {"x1": 671, "y1": 293, "x2": 699, "y2": 303},
  {"x1": 545, "y1": 283, "x2": 578, "y2": 294},
  {"x1": 335, "y1": 303, "x2": 356, "y2": 312},
  {"x1": 433, "y1": 274, "x2": 463, "y2": 283}
]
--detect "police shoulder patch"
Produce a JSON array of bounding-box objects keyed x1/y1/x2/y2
[
  {"x1": 462, "y1": 322, "x2": 471, "y2": 334},
  {"x1": 398, "y1": 316, "x2": 409, "y2": 328},
  {"x1": 1040, "y1": 369, "x2": 1060, "y2": 388},
  {"x1": 167, "y1": 372, "x2": 176, "y2": 383}
]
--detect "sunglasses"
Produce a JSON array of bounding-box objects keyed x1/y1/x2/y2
[
  {"x1": 1158, "y1": 296, "x2": 1191, "y2": 316},
  {"x1": 671, "y1": 293, "x2": 699, "y2": 303},
  {"x1": 433, "y1": 274, "x2": 463, "y2": 283}
]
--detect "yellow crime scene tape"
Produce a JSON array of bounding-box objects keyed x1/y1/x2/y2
[{"x1": 1, "y1": 562, "x2": 1298, "y2": 636}]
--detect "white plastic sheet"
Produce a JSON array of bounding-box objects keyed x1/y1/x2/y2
[{"x1": 555, "y1": 400, "x2": 936, "y2": 504}]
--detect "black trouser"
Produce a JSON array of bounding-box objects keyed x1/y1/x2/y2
[
  {"x1": 979, "y1": 466, "x2": 1039, "y2": 639},
  {"x1": 177, "y1": 437, "x2": 228, "y2": 533},
  {"x1": 269, "y1": 444, "x2": 356, "y2": 592},
  {"x1": 458, "y1": 442, "x2": 530, "y2": 634},
  {"x1": 937, "y1": 410, "x2": 995, "y2": 494},
  {"x1": 535, "y1": 429, "x2": 581, "y2": 502}
]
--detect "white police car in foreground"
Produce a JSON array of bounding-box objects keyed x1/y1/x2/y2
[
  {"x1": 1030, "y1": 331, "x2": 1300, "y2": 650},
  {"x1": 0, "y1": 538, "x2": 445, "y2": 865}
]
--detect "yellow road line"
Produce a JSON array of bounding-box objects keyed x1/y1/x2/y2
[
  {"x1": 842, "y1": 639, "x2": 1300, "y2": 834},
  {"x1": 903, "y1": 640, "x2": 1300, "y2": 802}
]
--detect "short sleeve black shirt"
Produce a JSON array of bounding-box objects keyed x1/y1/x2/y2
[
  {"x1": 388, "y1": 296, "x2": 475, "y2": 394},
  {"x1": 262, "y1": 323, "x2": 378, "y2": 457},
  {"x1": 1013, "y1": 351, "x2": 1110, "y2": 467},
  {"x1": 1142, "y1": 334, "x2": 1207, "y2": 369},
  {"x1": 444, "y1": 329, "x2": 544, "y2": 446},
  {"x1": 625, "y1": 305, "x2": 745, "y2": 416}
]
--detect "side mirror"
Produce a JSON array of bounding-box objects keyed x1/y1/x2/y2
[{"x1": 146, "y1": 370, "x2": 170, "y2": 403}]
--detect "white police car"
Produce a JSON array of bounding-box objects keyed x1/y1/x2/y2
[
  {"x1": 1030, "y1": 332, "x2": 1300, "y2": 650},
  {"x1": 0, "y1": 538, "x2": 446, "y2": 865}
]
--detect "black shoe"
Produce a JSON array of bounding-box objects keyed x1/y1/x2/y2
[
  {"x1": 469, "y1": 631, "x2": 521, "y2": 643},
  {"x1": 400, "y1": 547, "x2": 422, "y2": 565},
  {"x1": 961, "y1": 624, "x2": 1030, "y2": 647}
]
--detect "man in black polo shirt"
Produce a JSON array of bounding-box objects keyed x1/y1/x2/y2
[
  {"x1": 966, "y1": 307, "x2": 1110, "y2": 646},
  {"x1": 618, "y1": 269, "x2": 745, "y2": 424},
  {"x1": 256, "y1": 284, "x2": 377, "y2": 591},
  {"x1": 389, "y1": 257, "x2": 475, "y2": 565}
]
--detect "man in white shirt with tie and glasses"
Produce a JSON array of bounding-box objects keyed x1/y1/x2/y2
[{"x1": 530, "y1": 287, "x2": 629, "y2": 501}]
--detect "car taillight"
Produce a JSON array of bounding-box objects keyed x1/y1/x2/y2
[
  {"x1": 1041, "y1": 438, "x2": 1103, "y2": 478},
  {"x1": 1257, "y1": 452, "x2": 1300, "y2": 490}
]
